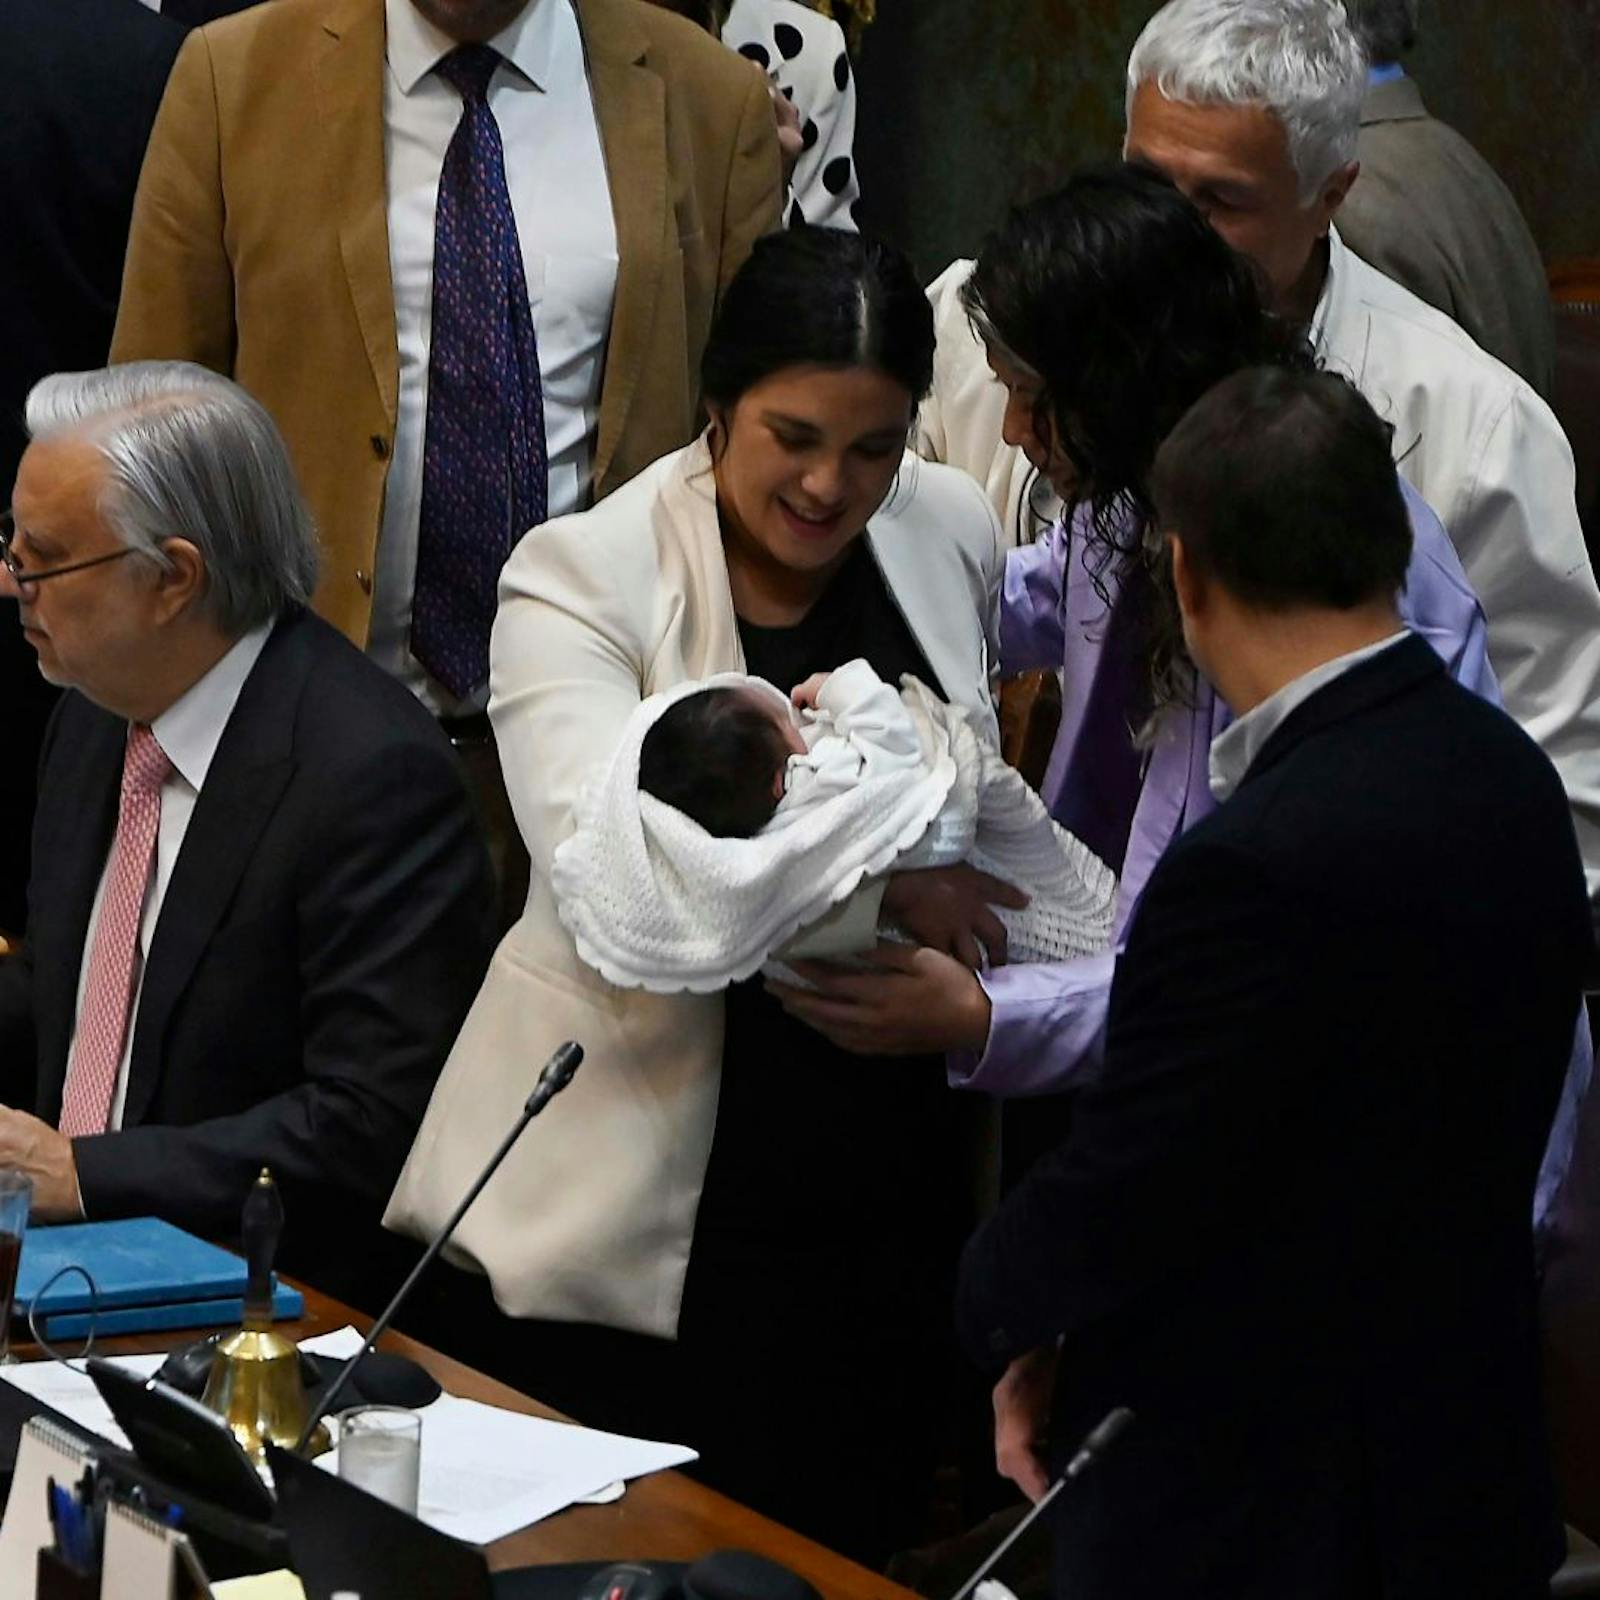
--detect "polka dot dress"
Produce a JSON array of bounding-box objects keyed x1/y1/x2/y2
[{"x1": 721, "y1": 0, "x2": 859, "y2": 230}]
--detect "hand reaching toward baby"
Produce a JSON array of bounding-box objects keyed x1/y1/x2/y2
[{"x1": 790, "y1": 672, "x2": 832, "y2": 712}]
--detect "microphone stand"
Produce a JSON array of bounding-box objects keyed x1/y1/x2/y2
[
  {"x1": 948, "y1": 1406, "x2": 1134, "y2": 1600},
  {"x1": 293, "y1": 1040, "x2": 584, "y2": 1451}
]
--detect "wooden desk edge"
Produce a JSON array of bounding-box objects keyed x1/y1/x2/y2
[{"x1": 15, "y1": 1281, "x2": 920, "y2": 1600}]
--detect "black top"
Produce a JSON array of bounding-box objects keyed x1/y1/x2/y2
[
  {"x1": 688, "y1": 542, "x2": 967, "y2": 1302},
  {"x1": 957, "y1": 637, "x2": 1591, "y2": 1598}
]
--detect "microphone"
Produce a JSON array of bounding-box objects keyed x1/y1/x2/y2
[
  {"x1": 293, "y1": 1040, "x2": 584, "y2": 1451},
  {"x1": 947, "y1": 1405, "x2": 1134, "y2": 1600}
]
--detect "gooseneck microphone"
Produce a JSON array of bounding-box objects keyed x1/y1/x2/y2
[
  {"x1": 948, "y1": 1405, "x2": 1134, "y2": 1600},
  {"x1": 293, "y1": 1040, "x2": 584, "y2": 1450}
]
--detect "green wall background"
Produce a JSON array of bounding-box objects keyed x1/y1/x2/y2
[{"x1": 850, "y1": 0, "x2": 1600, "y2": 281}]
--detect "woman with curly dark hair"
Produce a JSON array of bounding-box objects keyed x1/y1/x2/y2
[{"x1": 771, "y1": 164, "x2": 1495, "y2": 1096}]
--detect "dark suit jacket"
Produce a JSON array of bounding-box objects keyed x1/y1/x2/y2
[
  {"x1": 0, "y1": 609, "x2": 494, "y2": 1292},
  {"x1": 958, "y1": 637, "x2": 1592, "y2": 1599},
  {"x1": 1339, "y1": 77, "x2": 1556, "y2": 400},
  {"x1": 0, "y1": 0, "x2": 184, "y2": 933}
]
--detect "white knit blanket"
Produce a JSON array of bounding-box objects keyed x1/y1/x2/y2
[{"x1": 551, "y1": 663, "x2": 1116, "y2": 993}]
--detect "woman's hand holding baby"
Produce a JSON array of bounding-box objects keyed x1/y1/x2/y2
[{"x1": 883, "y1": 865, "x2": 1028, "y2": 971}]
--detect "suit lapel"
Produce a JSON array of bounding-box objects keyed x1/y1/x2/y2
[
  {"x1": 865, "y1": 508, "x2": 990, "y2": 726},
  {"x1": 579, "y1": 0, "x2": 667, "y2": 496},
  {"x1": 315, "y1": 0, "x2": 399, "y2": 427},
  {"x1": 120, "y1": 619, "x2": 310, "y2": 1127},
  {"x1": 33, "y1": 707, "x2": 124, "y2": 1120}
]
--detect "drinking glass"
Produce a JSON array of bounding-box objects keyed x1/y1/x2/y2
[
  {"x1": 337, "y1": 1405, "x2": 422, "y2": 1514},
  {"x1": 0, "y1": 1169, "x2": 32, "y2": 1364}
]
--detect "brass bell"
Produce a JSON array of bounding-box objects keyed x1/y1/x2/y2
[{"x1": 202, "y1": 1169, "x2": 330, "y2": 1468}]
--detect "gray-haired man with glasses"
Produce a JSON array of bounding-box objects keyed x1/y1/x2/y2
[{"x1": 0, "y1": 361, "x2": 492, "y2": 1302}]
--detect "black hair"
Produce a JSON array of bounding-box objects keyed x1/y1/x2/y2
[
  {"x1": 1151, "y1": 366, "x2": 1412, "y2": 611},
  {"x1": 701, "y1": 226, "x2": 935, "y2": 415},
  {"x1": 962, "y1": 162, "x2": 1318, "y2": 707},
  {"x1": 638, "y1": 687, "x2": 793, "y2": 838},
  {"x1": 1344, "y1": 0, "x2": 1419, "y2": 65}
]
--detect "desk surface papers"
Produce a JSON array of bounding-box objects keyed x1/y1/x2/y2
[{"x1": 0, "y1": 1326, "x2": 696, "y2": 1547}]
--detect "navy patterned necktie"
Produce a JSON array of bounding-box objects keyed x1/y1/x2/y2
[{"x1": 411, "y1": 43, "x2": 548, "y2": 699}]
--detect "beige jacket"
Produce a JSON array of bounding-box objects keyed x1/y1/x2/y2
[
  {"x1": 385, "y1": 438, "x2": 1004, "y2": 1336},
  {"x1": 109, "y1": 0, "x2": 781, "y2": 646},
  {"x1": 1337, "y1": 77, "x2": 1555, "y2": 400},
  {"x1": 917, "y1": 258, "x2": 1047, "y2": 546}
]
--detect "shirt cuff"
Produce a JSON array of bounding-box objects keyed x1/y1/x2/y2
[{"x1": 948, "y1": 950, "x2": 1116, "y2": 1095}]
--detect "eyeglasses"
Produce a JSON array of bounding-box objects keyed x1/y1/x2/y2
[{"x1": 0, "y1": 511, "x2": 137, "y2": 589}]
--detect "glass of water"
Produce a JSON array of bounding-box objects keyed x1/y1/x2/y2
[
  {"x1": 0, "y1": 1169, "x2": 32, "y2": 1364},
  {"x1": 337, "y1": 1405, "x2": 422, "y2": 1514}
]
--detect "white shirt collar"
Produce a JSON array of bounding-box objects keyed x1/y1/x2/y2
[
  {"x1": 150, "y1": 622, "x2": 274, "y2": 795},
  {"x1": 385, "y1": 0, "x2": 562, "y2": 95},
  {"x1": 1308, "y1": 225, "x2": 1351, "y2": 357},
  {"x1": 1208, "y1": 631, "x2": 1409, "y2": 803}
]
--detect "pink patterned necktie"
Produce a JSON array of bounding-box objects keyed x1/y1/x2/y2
[{"x1": 59, "y1": 724, "x2": 172, "y2": 1138}]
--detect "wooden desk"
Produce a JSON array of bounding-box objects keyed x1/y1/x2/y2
[{"x1": 19, "y1": 1286, "x2": 918, "y2": 1600}]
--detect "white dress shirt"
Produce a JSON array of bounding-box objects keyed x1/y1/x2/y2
[
  {"x1": 1209, "y1": 632, "x2": 1409, "y2": 802},
  {"x1": 371, "y1": 0, "x2": 618, "y2": 714},
  {"x1": 69, "y1": 624, "x2": 273, "y2": 1132},
  {"x1": 1313, "y1": 227, "x2": 1600, "y2": 919}
]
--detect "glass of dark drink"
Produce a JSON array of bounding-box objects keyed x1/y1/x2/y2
[{"x1": 0, "y1": 1169, "x2": 32, "y2": 1363}]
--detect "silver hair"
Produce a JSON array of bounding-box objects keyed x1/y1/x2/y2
[
  {"x1": 1343, "y1": 0, "x2": 1418, "y2": 64},
  {"x1": 1126, "y1": 0, "x2": 1368, "y2": 204},
  {"x1": 23, "y1": 362, "x2": 318, "y2": 633}
]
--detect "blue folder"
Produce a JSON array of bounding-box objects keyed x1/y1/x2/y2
[{"x1": 11, "y1": 1216, "x2": 302, "y2": 1339}]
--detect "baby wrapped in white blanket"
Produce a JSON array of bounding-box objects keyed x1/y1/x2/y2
[{"x1": 551, "y1": 658, "x2": 1116, "y2": 993}]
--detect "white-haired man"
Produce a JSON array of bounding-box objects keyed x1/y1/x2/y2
[
  {"x1": 0, "y1": 363, "x2": 493, "y2": 1299},
  {"x1": 919, "y1": 0, "x2": 1600, "y2": 931}
]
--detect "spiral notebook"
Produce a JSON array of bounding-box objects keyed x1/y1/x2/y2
[
  {"x1": 0, "y1": 1413, "x2": 97, "y2": 1596},
  {"x1": 101, "y1": 1499, "x2": 213, "y2": 1600}
]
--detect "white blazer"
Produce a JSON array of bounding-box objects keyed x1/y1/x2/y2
[
  {"x1": 385, "y1": 437, "x2": 1004, "y2": 1338},
  {"x1": 916, "y1": 239, "x2": 1600, "y2": 916}
]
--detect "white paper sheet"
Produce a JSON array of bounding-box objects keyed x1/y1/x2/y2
[
  {"x1": 0, "y1": 1352, "x2": 165, "y2": 1448},
  {"x1": 303, "y1": 1325, "x2": 695, "y2": 1538},
  {"x1": 1, "y1": 1328, "x2": 697, "y2": 1546},
  {"x1": 323, "y1": 1389, "x2": 696, "y2": 1545}
]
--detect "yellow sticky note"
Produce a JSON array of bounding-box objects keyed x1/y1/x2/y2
[{"x1": 211, "y1": 1573, "x2": 308, "y2": 1600}]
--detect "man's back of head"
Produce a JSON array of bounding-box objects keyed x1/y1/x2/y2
[
  {"x1": 1342, "y1": 0, "x2": 1418, "y2": 67},
  {"x1": 1152, "y1": 365, "x2": 1411, "y2": 711}
]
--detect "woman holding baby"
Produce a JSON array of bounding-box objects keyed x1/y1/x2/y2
[{"x1": 387, "y1": 226, "x2": 1017, "y2": 1560}]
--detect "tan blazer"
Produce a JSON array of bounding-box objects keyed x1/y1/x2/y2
[
  {"x1": 1337, "y1": 77, "x2": 1555, "y2": 401},
  {"x1": 110, "y1": 0, "x2": 782, "y2": 645},
  {"x1": 385, "y1": 437, "x2": 1004, "y2": 1337}
]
